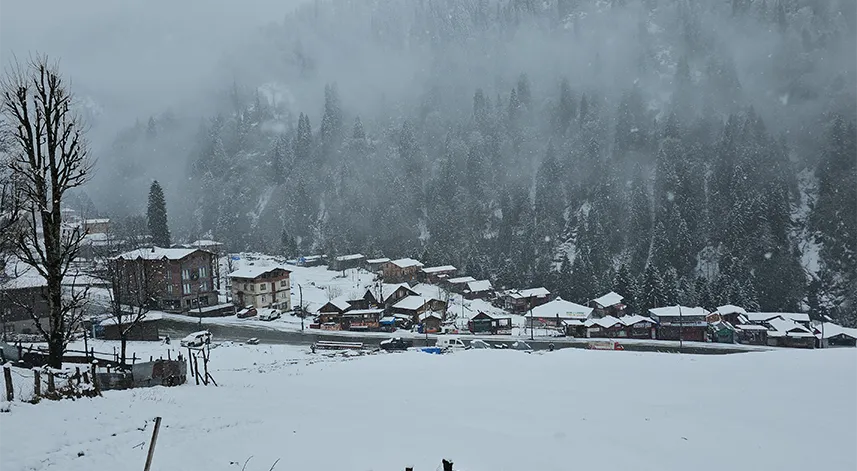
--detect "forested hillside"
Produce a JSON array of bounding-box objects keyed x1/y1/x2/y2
[{"x1": 90, "y1": 0, "x2": 856, "y2": 325}]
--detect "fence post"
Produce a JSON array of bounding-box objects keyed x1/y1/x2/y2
[
  {"x1": 33, "y1": 369, "x2": 41, "y2": 398},
  {"x1": 3, "y1": 364, "x2": 13, "y2": 402},
  {"x1": 90, "y1": 362, "x2": 101, "y2": 395},
  {"x1": 47, "y1": 370, "x2": 55, "y2": 394},
  {"x1": 192, "y1": 355, "x2": 201, "y2": 386},
  {"x1": 75, "y1": 367, "x2": 82, "y2": 385},
  {"x1": 143, "y1": 416, "x2": 163, "y2": 471},
  {"x1": 133, "y1": 353, "x2": 138, "y2": 365}
]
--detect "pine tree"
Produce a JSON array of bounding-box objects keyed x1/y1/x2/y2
[
  {"x1": 147, "y1": 180, "x2": 171, "y2": 247},
  {"x1": 281, "y1": 229, "x2": 298, "y2": 258},
  {"x1": 294, "y1": 113, "x2": 313, "y2": 162},
  {"x1": 639, "y1": 263, "x2": 665, "y2": 314},
  {"x1": 613, "y1": 263, "x2": 638, "y2": 313}
]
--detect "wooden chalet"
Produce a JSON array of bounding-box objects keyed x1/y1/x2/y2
[
  {"x1": 381, "y1": 258, "x2": 424, "y2": 283},
  {"x1": 445, "y1": 276, "x2": 476, "y2": 294},
  {"x1": 420, "y1": 265, "x2": 457, "y2": 284},
  {"x1": 340, "y1": 308, "x2": 384, "y2": 331},
  {"x1": 589, "y1": 292, "x2": 626, "y2": 317},
  {"x1": 814, "y1": 323, "x2": 857, "y2": 348},
  {"x1": 331, "y1": 253, "x2": 366, "y2": 271},
  {"x1": 527, "y1": 297, "x2": 593, "y2": 336},
  {"x1": 365, "y1": 258, "x2": 391, "y2": 273},
  {"x1": 363, "y1": 283, "x2": 418, "y2": 308},
  {"x1": 765, "y1": 317, "x2": 816, "y2": 348},
  {"x1": 464, "y1": 280, "x2": 493, "y2": 300},
  {"x1": 468, "y1": 311, "x2": 513, "y2": 335},
  {"x1": 503, "y1": 287, "x2": 552, "y2": 313},
  {"x1": 733, "y1": 324, "x2": 769, "y2": 345},
  {"x1": 391, "y1": 296, "x2": 448, "y2": 323},
  {"x1": 418, "y1": 311, "x2": 443, "y2": 333},
  {"x1": 649, "y1": 306, "x2": 709, "y2": 342}
]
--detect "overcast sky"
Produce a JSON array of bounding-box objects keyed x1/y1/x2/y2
[{"x1": 0, "y1": 0, "x2": 306, "y2": 142}]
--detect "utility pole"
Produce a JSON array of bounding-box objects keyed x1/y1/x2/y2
[
  {"x1": 299, "y1": 284, "x2": 304, "y2": 332},
  {"x1": 678, "y1": 304, "x2": 683, "y2": 353},
  {"x1": 529, "y1": 306, "x2": 534, "y2": 341}
]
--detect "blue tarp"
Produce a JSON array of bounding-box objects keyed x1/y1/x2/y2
[{"x1": 421, "y1": 347, "x2": 442, "y2": 354}]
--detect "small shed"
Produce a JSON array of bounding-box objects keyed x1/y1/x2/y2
[
  {"x1": 419, "y1": 311, "x2": 443, "y2": 333},
  {"x1": 331, "y1": 253, "x2": 366, "y2": 271},
  {"x1": 468, "y1": 311, "x2": 513, "y2": 335},
  {"x1": 464, "y1": 280, "x2": 493, "y2": 300}
]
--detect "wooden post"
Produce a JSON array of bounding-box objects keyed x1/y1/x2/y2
[
  {"x1": 192, "y1": 355, "x2": 201, "y2": 386},
  {"x1": 202, "y1": 347, "x2": 210, "y2": 385},
  {"x1": 75, "y1": 367, "x2": 82, "y2": 385},
  {"x1": 90, "y1": 362, "x2": 100, "y2": 395},
  {"x1": 33, "y1": 369, "x2": 41, "y2": 398},
  {"x1": 442, "y1": 459, "x2": 453, "y2": 471},
  {"x1": 133, "y1": 353, "x2": 138, "y2": 365},
  {"x1": 143, "y1": 416, "x2": 162, "y2": 471},
  {"x1": 3, "y1": 365, "x2": 13, "y2": 402},
  {"x1": 82, "y1": 372, "x2": 90, "y2": 384},
  {"x1": 47, "y1": 370, "x2": 55, "y2": 394},
  {"x1": 167, "y1": 350, "x2": 170, "y2": 361}
]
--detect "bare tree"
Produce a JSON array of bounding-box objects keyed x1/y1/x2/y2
[
  {"x1": 102, "y1": 254, "x2": 165, "y2": 367},
  {"x1": 1, "y1": 56, "x2": 94, "y2": 367}
]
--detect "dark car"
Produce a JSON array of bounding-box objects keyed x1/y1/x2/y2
[
  {"x1": 380, "y1": 337, "x2": 414, "y2": 351},
  {"x1": 511, "y1": 341, "x2": 533, "y2": 352},
  {"x1": 468, "y1": 339, "x2": 492, "y2": 349}
]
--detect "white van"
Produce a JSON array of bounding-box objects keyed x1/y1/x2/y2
[
  {"x1": 180, "y1": 330, "x2": 212, "y2": 348},
  {"x1": 436, "y1": 337, "x2": 467, "y2": 351}
]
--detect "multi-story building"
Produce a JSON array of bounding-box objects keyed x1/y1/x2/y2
[
  {"x1": 228, "y1": 266, "x2": 291, "y2": 310},
  {"x1": 112, "y1": 247, "x2": 217, "y2": 312}
]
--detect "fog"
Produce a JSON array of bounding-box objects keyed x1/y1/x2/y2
[{"x1": 2, "y1": 0, "x2": 855, "y2": 320}]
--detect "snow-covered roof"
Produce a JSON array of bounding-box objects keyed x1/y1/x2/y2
[
  {"x1": 591, "y1": 292, "x2": 623, "y2": 308},
  {"x1": 421, "y1": 265, "x2": 457, "y2": 274},
  {"x1": 188, "y1": 239, "x2": 223, "y2": 247},
  {"x1": 375, "y1": 283, "x2": 416, "y2": 302},
  {"x1": 419, "y1": 311, "x2": 443, "y2": 321},
  {"x1": 392, "y1": 296, "x2": 434, "y2": 311},
  {"x1": 228, "y1": 265, "x2": 291, "y2": 279},
  {"x1": 619, "y1": 315, "x2": 656, "y2": 326},
  {"x1": 562, "y1": 319, "x2": 585, "y2": 326},
  {"x1": 815, "y1": 322, "x2": 857, "y2": 340},
  {"x1": 735, "y1": 324, "x2": 769, "y2": 331},
  {"x1": 746, "y1": 312, "x2": 811, "y2": 324},
  {"x1": 366, "y1": 257, "x2": 390, "y2": 264},
  {"x1": 115, "y1": 247, "x2": 201, "y2": 261},
  {"x1": 319, "y1": 297, "x2": 352, "y2": 312},
  {"x1": 390, "y1": 258, "x2": 423, "y2": 268},
  {"x1": 649, "y1": 306, "x2": 708, "y2": 318},
  {"x1": 767, "y1": 317, "x2": 812, "y2": 334},
  {"x1": 530, "y1": 298, "x2": 593, "y2": 320},
  {"x1": 584, "y1": 315, "x2": 622, "y2": 328},
  {"x1": 466, "y1": 280, "x2": 492, "y2": 292},
  {"x1": 0, "y1": 259, "x2": 47, "y2": 290},
  {"x1": 448, "y1": 276, "x2": 476, "y2": 284},
  {"x1": 508, "y1": 287, "x2": 551, "y2": 299},
  {"x1": 334, "y1": 253, "x2": 365, "y2": 262},
  {"x1": 99, "y1": 312, "x2": 163, "y2": 326},
  {"x1": 716, "y1": 304, "x2": 747, "y2": 316},
  {"x1": 342, "y1": 308, "x2": 384, "y2": 316},
  {"x1": 84, "y1": 218, "x2": 110, "y2": 224}
]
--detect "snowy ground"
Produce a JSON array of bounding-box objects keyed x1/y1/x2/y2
[{"x1": 2, "y1": 345, "x2": 854, "y2": 471}]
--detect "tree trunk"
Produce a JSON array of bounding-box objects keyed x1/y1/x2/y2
[
  {"x1": 120, "y1": 333, "x2": 128, "y2": 367},
  {"x1": 47, "y1": 333, "x2": 64, "y2": 369}
]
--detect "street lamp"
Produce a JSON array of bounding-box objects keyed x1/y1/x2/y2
[{"x1": 298, "y1": 284, "x2": 304, "y2": 333}]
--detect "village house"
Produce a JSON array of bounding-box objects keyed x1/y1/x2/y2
[
  {"x1": 340, "y1": 308, "x2": 384, "y2": 331},
  {"x1": 814, "y1": 322, "x2": 857, "y2": 348},
  {"x1": 464, "y1": 280, "x2": 493, "y2": 300},
  {"x1": 588, "y1": 292, "x2": 626, "y2": 318},
  {"x1": 445, "y1": 276, "x2": 476, "y2": 294},
  {"x1": 330, "y1": 253, "x2": 366, "y2": 271},
  {"x1": 391, "y1": 296, "x2": 448, "y2": 323},
  {"x1": 381, "y1": 258, "x2": 424, "y2": 283},
  {"x1": 745, "y1": 312, "x2": 812, "y2": 329},
  {"x1": 765, "y1": 317, "x2": 816, "y2": 348},
  {"x1": 584, "y1": 316, "x2": 625, "y2": 338},
  {"x1": 113, "y1": 247, "x2": 218, "y2": 312},
  {"x1": 99, "y1": 313, "x2": 162, "y2": 341},
  {"x1": 618, "y1": 315, "x2": 658, "y2": 339},
  {"x1": 527, "y1": 298, "x2": 593, "y2": 336},
  {"x1": 648, "y1": 306, "x2": 709, "y2": 342},
  {"x1": 315, "y1": 297, "x2": 353, "y2": 323},
  {"x1": 468, "y1": 311, "x2": 513, "y2": 335},
  {"x1": 83, "y1": 218, "x2": 110, "y2": 235},
  {"x1": 418, "y1": 311, "x2": 444, "y2": 333},
  {"x1": 733, "y1": 324, "x2": 769, "y2": 345},
  {"x1": 420, "y1": 265, "x2": 457, "y2": 284},
  {"x1": 503, "y1": 287, "x2": 552, "y2": 313},
  {"x1": 363, "y1": 283, "x2": 418, "y2": 308},
  {"x1": 229, "y1": 266, "x2": 292, "y2": 311},
  {"x1": 296, "y1": 255, "x2": 325, "y2": 267},
  {"x1": 365, "y1": 258, "x2": 391, "y2": 273},
  {"x1": 0, "y1": 260, "x2": 50, "y2": 338}
]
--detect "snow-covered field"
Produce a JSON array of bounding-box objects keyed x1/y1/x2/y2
[{"x1": 2, "y1": 345, "x2": 854, "y2": 471}]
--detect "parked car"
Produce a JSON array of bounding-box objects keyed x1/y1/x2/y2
[
  {"x1": 247, "y1": 338, "x2": 260, "y2": 345},
  {"x1": 180, "y1": 330, "x2": 212, "y2": 348},
  {"x1": 587, "y1": 340, "x2": 624, "y2": 351},
  {"x1": 237, "y1": 306, "x2": 257, "y2": 319},
  {"x1": 510, "y1": 341, "x2": 533, "y2": 352},
  {"x1": 380, "y1": 337, "x2": 414, "y2": 351},
  {"x1": 259, "y1": 309, "x2": 281, "y2": 321},
  {"x1": 436, "y1": 337, "x2": 467, "y2": 351},
  {"x1": 468, "y1": 339, "x2": 492, "y2": 349}
]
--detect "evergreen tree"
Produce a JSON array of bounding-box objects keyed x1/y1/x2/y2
[
  {"x1": 613, "y1": 263, "x2": 638, "y2": 313},
  {"x1": 639, "y1": 263, "x2": 665, "y2": 314},
  {"x1": 294, "y1": 113, "x2": 313, "y2": 162},
  {"x1": 147, "y1": 180, "x2": 171, "y2": 247},
  {"x1": 281, "y1": 229, "x2": 298, "y2": 258}
]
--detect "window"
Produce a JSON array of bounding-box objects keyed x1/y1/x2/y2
[
  {"x1": 183, "y1": 283, "x2": 191, "y2": 295},
  {"x1": 200, "y1": 281, "x2": 209, "y2": 291},
  {"x1": 182, "y1": 269, "x2": 190, "y2": 280},
  {"x1": 199, "y1": 266, "x2": 207, "y2": 278},
  {"x1": 167, "y1": 285, "x2": 174, "y2": 294},
  {"x1": 165, "y1": 270, "x2": 172, "y2": 281},
  {"x1": 244, "y1": 283, "x2": 249, "y2": 290},
  {"x1": 260, "y1": 283, "x2": 266, "y2": 291},
  {"x1": 280, "y1": 280, "x2": 287, "y2": 287},
  {"x1": 262, "y1": 296, "x2": 267, "y2": 303}
]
